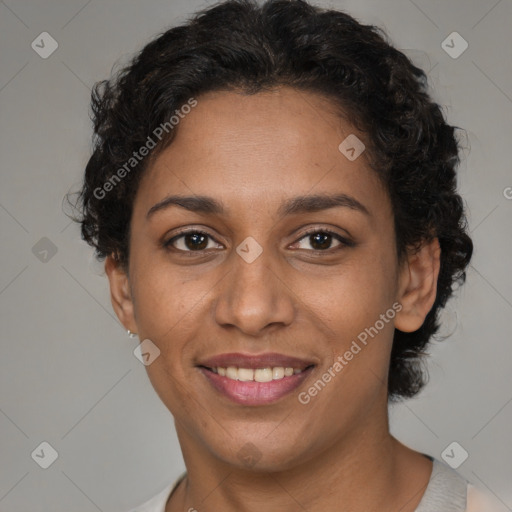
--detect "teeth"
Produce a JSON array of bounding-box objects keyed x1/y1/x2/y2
[
  {"x1": 226, "y1": 366, "x2": 238, "y2": 380},
  {"x1": 254, "y1": 368, "x2": 273, "y2": 382},
  {"x1": 214, "y1": 366, "x2": 303, "y2": 381},
  {"x1": 238, "y1": 368, "x2": 254, "y2": 381},
  {"x1": 272, "y1": 367, "x2": 284, "y2": 379}
]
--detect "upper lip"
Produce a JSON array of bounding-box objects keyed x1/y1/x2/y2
[{"x1": 197, "y1": 352, "x2": 316, "y2": 370}]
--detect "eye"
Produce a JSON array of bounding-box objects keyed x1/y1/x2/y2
[
  {"x1": 292, "y1": 228, "x2": 352, "y2": 252},
  {"x1": 163, "y1": 227, "x2": 353, "y2": 254},
  {"x1": 164, "y1": 230, "x2": 223, "y2": 253}
]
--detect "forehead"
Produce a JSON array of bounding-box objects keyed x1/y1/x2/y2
[{"x1": 135, "y1": 87, "x2": 389, "y2": 222}]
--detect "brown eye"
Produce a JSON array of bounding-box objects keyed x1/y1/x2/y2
[
  {"x1": 183, "y1": 233, "x2": 208, "y2": 250},
  {"x1": 309, "y1": 232, "x2": 334, "y2": 250},
  {"x1": 294, "y1": 229, "x2": 348, "y2": 251},
  {"x1": 164, "y1": 230, "x2": 223, "y2": 252}
]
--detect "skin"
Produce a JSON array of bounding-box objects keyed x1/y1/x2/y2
[{"x1": 105, "y1": 87, "x2": 441, "y2": 511}]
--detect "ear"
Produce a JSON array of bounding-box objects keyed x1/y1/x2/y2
[
  {"x1": 395, "y1": 237, "x2": 441, "y2": 333},
  {"x1": 104, "y1": 254, "x2": 138, "y2": 334}
]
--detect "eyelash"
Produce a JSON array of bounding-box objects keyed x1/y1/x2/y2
[
  {"x1": 163, "y1": 227, "x2": 354, "y2": 255},
  {"x1": 294, "y1": 227, "x2": 354, "y2": 251}
]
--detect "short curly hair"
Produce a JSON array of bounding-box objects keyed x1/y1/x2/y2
[{"x1": 72, "y1": 0, "x2": 473, "y2": 401}]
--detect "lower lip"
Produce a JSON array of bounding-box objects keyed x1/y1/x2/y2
[{"x1": 199, "y1": 367, "x2": 314, "y2": 406}]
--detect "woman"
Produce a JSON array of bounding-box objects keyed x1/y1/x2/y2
[{"x1": 73, "y1": 0, "x2": 505, "y2": 510}]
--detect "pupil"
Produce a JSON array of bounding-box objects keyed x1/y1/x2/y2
[
  {"x1": 185, "y1": 233, "x2": 207, "y2": 250},
  {"x1": 311, "y1": 232, "x2": 331, "y2": 250}
]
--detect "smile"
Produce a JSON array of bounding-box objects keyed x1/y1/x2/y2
[
  {"x1": 197, "y1": 352, "x2": 316, "y2": 405},
  {"x1": 199, "y1": 366, "x2": 315, "y2": 405}
]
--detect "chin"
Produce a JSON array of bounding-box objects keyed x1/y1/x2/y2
[{"x1": 211, "y1": 436, "x2": 314, "y2": 473}]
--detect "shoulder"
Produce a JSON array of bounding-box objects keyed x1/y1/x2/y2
[
  {"x1": 466, "y1": 483, "x2": 510, "y2": 512},
  {"x1": 124, "y1": 473, "x2": 186, "y2": 512},
  {"x1": 415, "y1": 457, "x2": 507, "y2": 512}
]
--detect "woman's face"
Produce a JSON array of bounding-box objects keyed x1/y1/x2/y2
[{"x1": 108, "y1": 87, "x2": 430, "y2": 471}]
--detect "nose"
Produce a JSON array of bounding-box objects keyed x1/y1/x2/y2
[{"x1": 214, "y1": 247, "x2": 295, "y2": 337}]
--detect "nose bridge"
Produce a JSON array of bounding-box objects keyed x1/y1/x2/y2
[{"x1": 214, "y1": 239, "x2": 295, "y2": 335}]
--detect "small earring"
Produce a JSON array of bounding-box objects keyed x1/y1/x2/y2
[{"x1": 127, "y1": 330, "x2": 137, "y2": 338}]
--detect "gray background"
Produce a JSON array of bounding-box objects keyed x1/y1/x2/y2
[{"x1": 0, "y1": 0, "x2": 511, "y2": 510}]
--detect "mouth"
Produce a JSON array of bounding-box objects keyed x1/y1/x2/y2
[{"x1": 197, "y1": 352, "x2": 316, "y2": 405}]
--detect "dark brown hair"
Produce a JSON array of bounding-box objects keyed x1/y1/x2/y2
[{"x1": 71, "y1": 0, "x2": 473, "y2": 401}]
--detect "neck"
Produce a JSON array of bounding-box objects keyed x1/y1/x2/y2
[{"x1": 168, "y1": 400, "x2": 432, "y2": 512}]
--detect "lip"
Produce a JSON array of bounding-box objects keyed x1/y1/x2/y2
[
  {"x1": 199, "y1": 365, "x2": 315, "y2": 405},
  {"x1": 197, "y1": 352, "x2": 315, "y2": 370}
]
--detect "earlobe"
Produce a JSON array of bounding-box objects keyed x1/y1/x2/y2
[
  {"x1": 104, "y1": 254, "x2": 138, "y2": 333},
  {"x1": 394, "y1": 238, "x2": 441, "y2": 333}
]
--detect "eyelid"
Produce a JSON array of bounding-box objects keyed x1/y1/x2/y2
[{"x1": 291, "y1": 222, "x2": 354, "y2": 241}]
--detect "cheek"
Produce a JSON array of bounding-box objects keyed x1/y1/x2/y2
[
  {"x1": 130, "y1": 258, "x2": 203, "y2": 411},
  {"x1": 297, "y1": 249, "x2": 397, "y2": 334},
  {"x1": 294, "y1": 245, "x2": 399, "y2": 405},
  {"x1": 130, "y1": 253, "x2": 202, "y2": 337},
  {"x1": 131, "y1": 231, "x2": 398, "y2": 341},
  {"x1": 129, "y1": 252, "x2": 219, "y2": 390}
]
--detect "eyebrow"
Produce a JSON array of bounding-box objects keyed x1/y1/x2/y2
[{"x1": 146, "y1": 193, "x2": 370, "y2": 219}]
